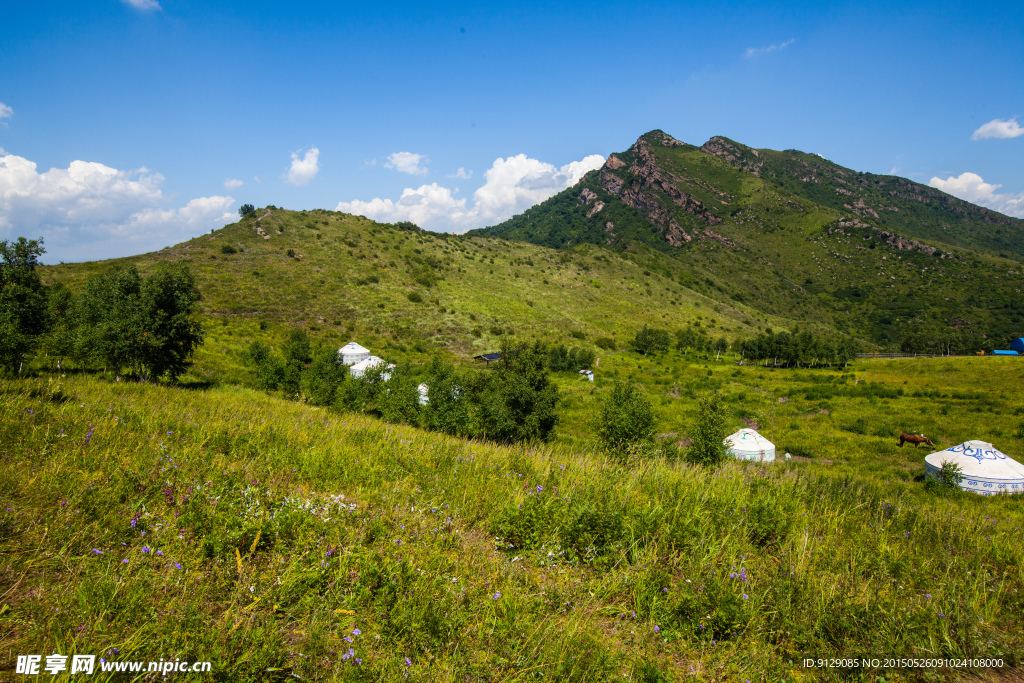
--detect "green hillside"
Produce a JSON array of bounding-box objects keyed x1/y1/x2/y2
[
  {"x1": 39, "y1": 208, "x2": 805, "y2": 383},
  {"x1": 473, "y1": 131, "x2": 1024, "y2": 349}
]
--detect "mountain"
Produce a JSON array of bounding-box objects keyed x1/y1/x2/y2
[{"x1": 471, "y1": 131, "x2": 1024, "y2": 348}]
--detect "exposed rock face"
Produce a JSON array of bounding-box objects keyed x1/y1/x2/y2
[
  {"x1": 579, "y1": 188, "x2": 598, "y2": 205},
  {"x1": 604, "y1": 154, "x2": 626, "y2": 170},
  {"x1": 700, "y1": 136, "x2": 764, "y2": 177},
  {"x1": 586, "y1": 201, "x2": 605, "y2": 218},
  {"x1": 596, "y1": 138, "x2": 727, "y2": 248},
  {"x1": 878, "y1": 231, "x2": 939, "y2": 256}
]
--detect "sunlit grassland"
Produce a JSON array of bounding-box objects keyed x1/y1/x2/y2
[
  {"x1": 1, "y1": 367, "x2": 1021, "y2": 682},
  {"x1": 39, "y1": 209, "x2": 814, "y2": 383}
]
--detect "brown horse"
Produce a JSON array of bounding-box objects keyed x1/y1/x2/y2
[{"x1": 899, "y1": 433, "x2": 935, "y2": 448}]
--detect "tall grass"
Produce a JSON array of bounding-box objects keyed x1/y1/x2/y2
[{"x1": 1, "y1": 372, "x2": 1021, "y2": 681}]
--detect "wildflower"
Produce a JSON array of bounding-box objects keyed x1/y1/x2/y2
[
  {"x1": 653, "y1": 625, "x2": 661, "y2": 632},
  {"x1": 156, "y1": 550, "x2": 163, "y2": 556},
  {"x1": 352, "y1": 628, "x2": 362, "y2": 636},
  {"x1": 141, "y1": 546, "x2": 151, "y2": 553},
  {"x1": 662, "y1": 587, "x2": 668, "y2": 593},
  {"x1": 743, "y1": 594, "x2": 749, "y2": 600},
  {"x1": 122, "y1": 559, "x2": 129, "y2": 564},
  {"x1": 924, "y1": 594, "x2": 932, "y2": 599},
  {"x1": 355, "y1": 658, "x2": 362, "y2": 665},
  {"x1": 493, "y1": 592, "x2": 501, "y2": 600},
  {"x1": 404, "y1": 657, "x2": 412, "y2": 667},
  {"x1": 130, "y1": 519, "x2": 137, "y2": 528},
  {"x1": 174, "y1": 563, "x2": 182, "y2": 570},
  {"x1": 92, "y1": 548, "x2": 103, "y2": 554},
  {"x1": 536, "y1": 485, "x2": 543, "y2": 493},
  {"x1": 344, "y1": 636, "x2": 352, "y2": 643}
]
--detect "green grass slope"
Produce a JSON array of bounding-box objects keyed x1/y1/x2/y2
[
  {"x1": 474, "y1": 131, "x2": 1024, "y2": 349},
  {"x1": 2, "y1": 363, "x2": 1021, "y2": 681}
]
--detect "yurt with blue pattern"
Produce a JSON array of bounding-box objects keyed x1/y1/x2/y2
[{"x1": 924, "y1": 441, "x2": 1024, "y2": 495}]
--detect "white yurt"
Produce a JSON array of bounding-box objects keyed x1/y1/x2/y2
[
  {"x1": 924, "y1": 441, "x2": 1024, "y2": 495},
  {"x1": 338, "y1": 342, "x2": 370, "y2": 366},
  {"x1": 417, "y1": 383, "x2": 429, "y2": 406},
  {"x1": 349, "y1": 355, "x2": 394, "y2": 380},
  {"x1": 724, "y1": 428, "x2": 776, "y2": 463}
]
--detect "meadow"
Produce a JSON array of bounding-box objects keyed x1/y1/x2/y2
[{"x1": 1, "y1": 352, "x2": 1021, "y2": 682}]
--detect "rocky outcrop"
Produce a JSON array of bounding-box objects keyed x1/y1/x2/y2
[
  {"x1": 586, "y1": 201, "x2": 605, "y2": 218},
  {"x1": 700, "y1": 136, "x2": 764, "y2": 177},
  {"x1": 604, "y1": 154, "x2": 626, "y2": 170}
]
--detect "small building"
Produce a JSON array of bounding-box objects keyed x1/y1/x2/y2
[
  {"x1": 339, "y1": 342, "x2": 370, "y2": 366},
  {"x1": 474, "y1": 352, "x2": 502, "y2": 366},
  {"x1": 417, "y1": 383, "x2": 429, "y2": 406},
  {"x1": 579, "y1": 369, "x2": 594, "y2": 381},
  {"x1": 349, "y1": 355, "x2": 394, "y2": 380},
  {"x1": 1010, "y1": 338, "x2": 1024, "y2": 353},
  {"x1": 724, "y1": 428, "x2": 776, "y2": 463}
]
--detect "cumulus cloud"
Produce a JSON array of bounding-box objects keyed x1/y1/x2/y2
[
  {"x1": 745, "y1": 38, "x2": 796, "y2": 58},
  {"x1": 285, "y1": 147, "x2": 320, "y2": 187},
  {"x1": 0, "y1": 153, "x2": 236, "y2": 262},
  {"x1": 971, "y1": 118, "x2": 1024, "y2": 141},
  {"x1": 336, "y1": 152, "x2": 605, "y2": 232},
  {"x1": 224, "y1": 178, "x2": 244, "y2": 189},
  {"x1": 0, "y1": 102, "x2": 12, "y2": 124},
  {"x1": 449, "y1": 167, "x2": 473, "y2": 179},
  {"x1": 929, "y1": 172, "x2": 1024, "y2": 218},
  {"x1": 384, "y1": 152, "x2": 429, "y2": 175},
  {"x1": 121, "y1": 0, "x2": 162, "y2": 10}
]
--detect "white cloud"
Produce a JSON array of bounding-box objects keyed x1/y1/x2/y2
[
  {"x1": 745, "y1": 38, "x2": 796, "y2": 58},
  {"x1": 0, "y1": 153, "x2": 235, "y2": 262},
  {"x1": 224, "y1": 178, "x2": 244, "y2": 189},
  {"x1": 929, "y1": 171, "x2": 1024, "y2": 218},
  {"x1": 0, "y1": 102, "x2": 12, "y2": 124},
  {"x1": 384, "y1": 152, "x2": 429, "y2": 175},
  {"x1": 449, "y1": 167, "x2": 473, "y2": 179},
  {"x1": 254, "y1": 176, "x2": 261, "y2": 183},
  {"x1": 971, "y1": 118, "x2": 1024, "y2": 141},
  {"x1": 335, "y1": 152, "x2": 605, "y2": 232},
  {"x1": 121, "y1": 0, "x2": 161, "y2": 10},
  {"x1": 285, "y1": 147, "x2": 319, "y2": 187}
]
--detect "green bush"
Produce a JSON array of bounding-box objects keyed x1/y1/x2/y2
[
  {"x1": 596, "y1": 383, "x2": 655, "y2": 454},
  {"x1": 686, "y1": 394, "x2": 727, "y2": 466},
  {"x1": 286, "y1": 249, "x2": 295, "y2": 258},
  {"x1": 221, "y1": 244, "x2": 237, "y2": 255},
  {"x1": 237, "y1": 203, "x2": 255, "y2": 217},
  {"x1": 634, "y1": 326, "x2": 671, "y2": 355},
  {"x1": 301, "y1": 347, "x2": 346, "y2": 406},
  {"x1": 925, "y1": 461, "x2": 964, "y2": 495},
  {"x1": 407, "y1": 291, "x2": 423, "y2": 303},
  {"x1": 595, "y1": 337, "x2": 616, "y2": 350}
]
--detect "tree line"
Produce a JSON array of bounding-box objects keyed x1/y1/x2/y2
[{"x1": 0, "y1": 237, "x2": 204, "y2": 381}]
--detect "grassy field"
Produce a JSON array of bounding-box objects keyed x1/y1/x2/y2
[{"x1": 1, "y1": 354, "x2": 1022, "y2": 681}]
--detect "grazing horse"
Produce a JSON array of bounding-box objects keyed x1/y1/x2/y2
[{"x1": 899, "y1": 433, "x2": 935, "y2": 448}]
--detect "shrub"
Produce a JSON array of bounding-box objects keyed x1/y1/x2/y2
[
  {"x1": 407, "y1": 291, "x2": 423, "y2": 303},
  {"x1": 302, "y1": 347, "x2": 346, "y2": 406},
  {"x1": 595, "y1": 337, "x2": 616, "y2": 350},
  {"x1": 634, "y1": 326, "x2": 671, "y2": 355},
  {"x1": 221, "y1": 244, "x2": 237, "y2": 254},
  {"x1": 596, "y1": 383, "x2": 655, "y2": 454},
  {"x1": 286, "y1": 249, "x2": 295, "y2": 258},
  {"x1": 686, "y1": 394, "x2": 727, "y2": 466},
  {"x1": 238, "y1": 203, "x2": 255, "y2": 217},
  {"x1": 925, "y1": 461, "x2": 964, "y2": 495},
  {"x1": 570, "y1": 330, "x2": 586, "y2": 340}
]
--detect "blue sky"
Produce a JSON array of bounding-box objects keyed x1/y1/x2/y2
[{"x1": 1, "y1": 0, "x2": 1022, "y2": 262}]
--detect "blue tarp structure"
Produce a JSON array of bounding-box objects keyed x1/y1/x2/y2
[
  {"x1": 993, "y1": 350, "x2": 1019, "y2": 356},
  {"x1": 1012, "y1": 338, "x2": 1024, "y2": 353}
]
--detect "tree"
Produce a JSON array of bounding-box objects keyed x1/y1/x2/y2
[
  {"x1": 302, "y1": 347, "x2": 346, "y2": 405},
  {"x1": 634, "y1": 326, "x2": 670, "y2": 355},
  {"x1": 247, "y1": 341, "x2": 284, "y2": 391},
  {"x1": 238, "y1": 203, "x2": 256, "y2": 217},
  {"x1": 596, "y1": 383, "x2": 655, "y2": 454},
  {"x1": 470, "y1": 339, "x2": 559, "y2": 442},
  {"x1": 378, "y1": 363, "x2": 421, "y2": 425},
  {"x1": 422, "y1": 357, "x2": 468, "y2": 435},
  {"x1": 74, "y1": 266, "x2": 148, "y2": 378},
  {"x1": 40, "y1": 282, "x2": 76, "y2": 372},
  {"x1": 140, "y1": 262, "x2": 204, "y2": 381},
  {"x1": 280, "y1": 328, "x2": 311, "y2": 395},
  {"x1": 686, "y1": 394, "x2": 727, "y2": 466},
  {"x1": 0, "y1": 237, "x2": 49, "y2": 373}
]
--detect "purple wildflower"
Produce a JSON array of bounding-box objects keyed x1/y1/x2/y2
[
  {"x1": 493, "y1": 592, "x2": 501, "y2": 600},
  {"x1": 156, "y1": 550, "x2": 163, "y2": 556},
  {"x1": 404, "y1": 657, "x2": 412, "y2": 667},
  {"x1": 92, "y1": 548, "x2": 103, "y2": 554},
  {"x1": 653, "y1": 625, "x2": 660, "y2": 633},
  {"x1": 141, "y1": 546, "x2": 151, "y2": 553},
  {"x1": 174, "y1": 563, "x2": 182, "y2": 569},
  {"x1": 352, "y1": 628, "x2": 362, "y2": 636},
  {"x1": 122, "y1": 559, "x2": 129, "y2": 564}
]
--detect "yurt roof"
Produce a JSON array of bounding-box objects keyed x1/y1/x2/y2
[
  {"x1": 351, "y1": 355, "x2": 388, "y2": 371},
  {"x1": 924, "y1": 441, "x2": 1024, "y2": 482},
  {"x1": 724, "y1": 428, "x2": 775, "y2": 451},
  {"x1": 340, "y1": 342, "x2": 370, "y2": 354}
]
